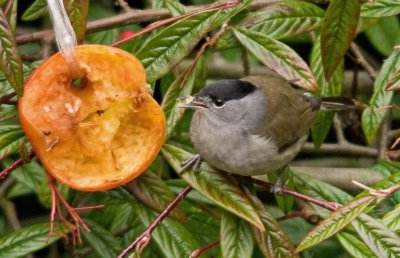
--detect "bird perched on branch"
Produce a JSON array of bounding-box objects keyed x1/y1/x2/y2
[{"x1": 180, "y1": 74, "x2": 354, "y2": 187}]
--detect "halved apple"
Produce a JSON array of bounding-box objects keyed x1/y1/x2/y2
[{"x1": 19, "y1": 45, "x2": 165, "y2": 191}]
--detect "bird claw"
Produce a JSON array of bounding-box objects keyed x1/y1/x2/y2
[
  {"x1": 270, "y1": 176, "x2": 284, "y2": 195},
  {"x1": 180, "y1": 154, "x2": 202, "y2": 174}
]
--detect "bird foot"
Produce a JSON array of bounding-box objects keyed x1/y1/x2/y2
[
  {"x1": 270, "y1": 176, "x2": 284, "y2": 195},
  {"x1": 180, "y1": 154, "x2": 202, "y2": 174}
]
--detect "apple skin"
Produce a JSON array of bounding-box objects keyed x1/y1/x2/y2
[{"x1": 19, "y1": 45, "x2": 166, "y2": 191}]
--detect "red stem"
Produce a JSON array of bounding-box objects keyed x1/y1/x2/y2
[
  {"x1": 4, "y1": 0, "x2": 14, "y2": 16},
  {"x1": 190, "y1": 240, "x2": 220, "y2": 258},
  {"x1": 0, "y1": 151, "x2": 36, "y2": 180},
  {"x1": 111, "y1": 0, "x2": 239, "y2": 47},
  {"x1": 118, "y1": 186, "x2": 192, "y2": 258},
  {"x1": 248, "y1": 177, "x2": 339, "y2": 211}
]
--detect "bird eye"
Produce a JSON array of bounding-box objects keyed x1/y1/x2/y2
[{"x1": 213, "y1": 99, "x2": 225, "y2": 107}]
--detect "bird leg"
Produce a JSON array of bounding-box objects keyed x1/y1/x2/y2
[{"x1": 180, "y1": 154, "x2": 202, "y2": 174}]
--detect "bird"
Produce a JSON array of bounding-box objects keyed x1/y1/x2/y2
[{"x1": 179, "y1": 74, "x2": 354, "y2": 184}]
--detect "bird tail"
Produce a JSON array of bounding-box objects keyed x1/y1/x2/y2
[{"x1": 320, "y1": 97, "x2": 355, "y2": 110}]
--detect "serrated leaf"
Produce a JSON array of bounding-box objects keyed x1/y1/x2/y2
[
  {"x1": 63, "y1": 0, "x2": 89, "y2": 44},
  {"x1": 243, "y1": 0, "x2": 324, "y2": 39},
  {"x1": 2, "y1": 159, "x2": 45, "y2": 192},
  {"x1": 362, "y1": 49, "x2": 400, "y2": 143},
  {"x1": 130, "y1": 196, "x2": 204, "y2": 258},
  {"x1": 211, "y1": 0, "x2": 253, "y2": 29},
  {"x1": 234, "y1": 28, "x2": 317, "y2": 90},
  {"x1": 164, "y1": 0, "x2": 187, "y2": 16},
  {"x1": 0, "y1": 123, "x2": 25, "y2": 160},
  {"x1": 381, "y1": 203, "x2": 400, "y2": 233},
  {"x1": 21, "y1": 0, "x2": 47, "y2": 21},
  {"x1": 296, "y1": 196, "x2": 375, "y2": 253},
  {"x1": 321, "y1": 0, "x2": 361, "y2": 80},
  {"x1": 161, "y1": 144, "x2": 264, "y2": 231},
  {"x1": 361, "y1": 0, "x2": 400, "y2": 18},
  {"x1": 0, "y1": 105, "x2": 17, "y2": 122},
  {"x1": 127, "y1": 170, "x2": 187, "y2": 222},
  {"x1": 0, "y1": 222, "x2": 68, "y2": 257},
  {"x1": 337, "y1": 232, "x2": 376, "y2": 258},
  {"x1": 365, "y1": 16, "x2": 400, "y2": 57},
  {"x1": 386, "y1": 68, "x2": 400, "y2": 91},
  {"x1": 0, "y1": 9, "x2": 23, "y2": 96},
  {"x1": 310, "y1": 37, "x2": 344, "y2": 147},
  {"x1": 246, "y1": 190, "x2": 297, "y2": 258},
  {"x1": 7, "y1": 0, "x2": 17, "y2": 32},
  {"x1": 221, "y1": 212, "x2": 255, "y2": 258},
  {"x1": 352, "y1": 213, "x2": 400, "y2": 257},
  {"x1": 81, "y1": 219, "x2": 122, "y2": 258},
  {"x1": 136, "y1": 10, "x2": 219, "y2": 83},
  {"x1": 373, "y1": 160, "x2": 400, "y2": 177},
  {"x1": 162, "y1": 56, "x2": 206, "y2": 140}
]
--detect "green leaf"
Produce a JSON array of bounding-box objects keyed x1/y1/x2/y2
[
  {"x1": 161, "y1": 144, "x2": 265, "y2": 231},
  {"x1": 6, "y1": 0, "x2": 17, "y2": 32},
  {"x1": 0, "y1": 105, "x2": 17, "y2": 123},
  {"x1": 81, "y1": 219, "x2": 122, "y2": 258},
  {"x1": 386, "y1": 67, "x2": 400, "y2": 91},
  {"x1": 63, "y1": 0, "x2": 89, "y2": 44},
  {"x1": 127, "y1": 170, "x2": 187, "y2": 222},
  {"x1": 21, "y1": 0, "x2": 48, "y2": 21},
  {"x1": 211, "y1": 0, "x2": 253, "y2": 29},
  {"x1": 296, "y1": 196, "x2": 375, "y2": 253},
  {"x1": 130, "y1": 196, "x2": 204, "y2": 258},
  {"x1": 0, "y1": 123, "x2": 25, "y2": 160},
  {"x1": 221, "y1": 212, "x2": 255, "y2": 258},
  {"x1": 361, "y1": 0, "x2": 400, "y2": 18},
  {"x1": 362, "y1": 49, "x2": 400, "y2": 143},
  {"x1": 246, "y1": 190, "x2": 298, "y2": 258},
  {"x1": 310, "y1": 37, "x2": 344, "y2": 147},
  {"x1": 337, "y1": 232, "x2": 376, "y2": 258},
  {"x1": 136, "y1": 10, "x2": 219, "y2": 83},
  {"x1": 352, "y1": 213, "x2": 400, "y2": 257},
  {"x1": 233, "y1": 28, "x2": 317, "y2": 91},
  {"x1": 365, "y1": 16, "x2": 400, "y2": 57},
  {"x1": 243, "y1": 0, "x2": 324, "y2": 39},
  {"x1": 321, "y1": 0, "x2": 361, "y2": 80},
  {"x1": 0, "y1": 222, "x2": 68, "y2": 257},
  {"x1": 381, "y1": 203, "x2": 400, "y2": 233},
  {"x1": 163, "y1": 0, "x2": 187, "y2": 16},
  {"x1": 0, "y1": 9, "x2": 23, "y2": 96},
  {"x1": 2, "y1": 159, "x2": 45, "y2": 193},
  {"x1": 162, "y1": 56, "x2": 206, "y2": 140}
]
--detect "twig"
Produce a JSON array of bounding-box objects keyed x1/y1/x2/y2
[
  {"x1": 333, "y1": 115, "x2": 346, "y2": 144},
  {"x1": 0, "y1": 151, "x2": 36, "y2": 180},
  {"x1": 190, "y1": 240, "x2": 220, "y2": 258},
  {"x1": 350, "y1": 42, "x2": 377, "y2": 80},
  {"x1": 352, "y1": 180, "x2": 400, "y2": 197},
  {"x1": 118, "y1": 0, "x2": 132, "y2": 12},
  {"x1": 118, "y1": 186, "x2": 193, "y2": 258},
  {"x1": 4, "y1": 0, "x2": 15, "y2": 16},
  {"x1": 16, "y1": 0, "x2": 276, "y2": 45},
  {"x1": 247, "y1": 176, "x2": 339, "y2": 211},
  {"x1": 111, "y1": 2, "x2": 236, "y2": 47},
  {"x1": 0, "y1": 177, "x2": 15, "y2": 197},
  {"x1": 0, "y1": 198, "x2": 21, "y2": 230},
  {"x1": 179, "y1": 23, "x2": 230, "y2": 88},
  {"x1": 377, "y1": 111, "x2": 390, "y2": 160},
  {"x1": 0, "y1": 92, "x2": 17, "y2": 105},
  {"x1": 302, "y1": 142, "x2": 377, "y2": 158},
  {"x1": 241, "y1": 48, "x2": 250, "y2": 76}
]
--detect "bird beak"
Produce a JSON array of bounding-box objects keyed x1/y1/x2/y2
[{"x1": 177, "y1": 96, "x2": 208, "y2": 109}]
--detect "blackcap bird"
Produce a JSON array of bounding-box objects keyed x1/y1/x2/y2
[{"x1": 180, "y1": 74, "x2": 354, "y2": 177}]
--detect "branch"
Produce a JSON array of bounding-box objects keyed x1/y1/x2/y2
[
  {"x1": 16, "y1": 0, "x2": 276, "y2": 45},
  {"x1": 118, "y1": 186, "x2": 192, "y2": 258},
  {"x1": 0, "y1": 151, "x2": 36, "y2": 180},
  {"x1": 301, "y1": 142, "x2": 377, "y2": 158},
  {"x1": 190, "y1": 240, "x2": 220, "y2": 258},
  {"x1": 350, "y1": 42, "x2": 378, "y2": 80}
]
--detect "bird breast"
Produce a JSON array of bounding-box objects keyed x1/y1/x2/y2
[{"x1": 190, "y1": 111, "x2": 303, "y2": 175}]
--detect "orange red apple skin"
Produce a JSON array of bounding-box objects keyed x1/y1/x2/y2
[{"x1": 19, "y1": 45, "x2": 166, "y2": 191}]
